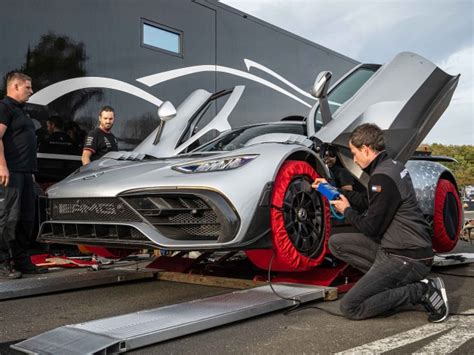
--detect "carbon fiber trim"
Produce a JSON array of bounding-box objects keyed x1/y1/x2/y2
[{"x1": 39, "y1": 222, "x2": 153, "y2": 248}]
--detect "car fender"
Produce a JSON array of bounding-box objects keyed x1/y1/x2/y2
[
  {"x1": 270, "y1": 146, "x2": 330, "y2": 183},
  {"x1": 406, "y1": 160, "x2": 459, "y2": 216}
]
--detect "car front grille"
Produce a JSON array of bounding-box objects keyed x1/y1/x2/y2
[{"x1": 42, "y1": 190, "x2": 240, "y2": 244}]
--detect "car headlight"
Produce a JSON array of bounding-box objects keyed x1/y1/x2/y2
[{"x1": 172, "y1": 155, "x2": 258, "y2": 173}]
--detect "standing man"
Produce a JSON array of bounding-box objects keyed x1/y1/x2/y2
[
  {"x1": 0, "y1": 72, "x2": 47, "y2": 279},
  {"x1": 313, "y1": 123, "x2": 449, "y2": 322},
  {"x1": 81, "y1": 106, "x2": 118, "y2": 165}
]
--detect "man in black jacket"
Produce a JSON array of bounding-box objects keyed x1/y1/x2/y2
[{"x1": 314, "y1": 123, "x2": 449, "y2": 323}]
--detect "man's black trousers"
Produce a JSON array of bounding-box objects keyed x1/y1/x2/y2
[
  {"x1": 0, "y1": 172, "x2": 36, "y2": 263},
  {"x1": 329, "y1": 233, "x2": 430, "y2": 320}
]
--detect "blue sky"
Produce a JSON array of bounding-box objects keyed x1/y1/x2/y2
[{"x1": 221, "y1": 0, "x2": 473, "y2": 145}]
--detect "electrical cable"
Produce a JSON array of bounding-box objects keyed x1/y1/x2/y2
[
  {"x1": 329, "y1": 203, "x2": 345, "y2": 220},
  {"x1": 266, "y1": 249, "x2": 302, "y2": 314},
  {"x1": 284, "y1": 303, "x2": 345, "y2": 317}
]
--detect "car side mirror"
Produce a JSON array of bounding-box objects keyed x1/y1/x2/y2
[
  {"x1": 154, "y1": 101, "x2": 176, "y2": 145},
  {"x1": 157, "y1": 101, "x2": 177, "y2": 121},
  {"x1": 311, "y1": 71, "x2": 332, "y2": 98},
  {"x1": 310, "y1": 71, "x2": 333, "y2": 126}
]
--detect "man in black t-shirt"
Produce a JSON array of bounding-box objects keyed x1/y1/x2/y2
[
  {"x1": 81, "y1": 106, "x2": 119, "y2": 165},
  {"x1": 0, "y1": 72, "x2": 47, "y2": 278}
]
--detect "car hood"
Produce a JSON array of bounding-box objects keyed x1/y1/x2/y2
[
  {"x1": 47, "y1": 152, "x2": 220, "y2": 197},
  {"x1": 312, "y1": 52, "x2": 459, "y2": 177}
]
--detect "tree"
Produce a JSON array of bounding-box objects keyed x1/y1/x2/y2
[
  {"x1": 22, "y1": 32, "x2": 103, "y2": 120},
  {"x1": 427, "y1": 144, "x2": 474, "y2": 188}
]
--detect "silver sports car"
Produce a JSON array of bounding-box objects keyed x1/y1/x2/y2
[{"x1": 39, "y1": 52, "x2": 463, "y2": 272}]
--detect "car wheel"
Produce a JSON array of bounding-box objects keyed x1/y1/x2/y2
[
  {"x1": 246, "y1": 160, "x2": 331, "y2": 272},
  {"x1": 432, "y1": 178, "x2": 462, "y2": 252}
]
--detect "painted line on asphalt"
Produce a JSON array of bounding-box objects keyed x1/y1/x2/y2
[{"x1": 336, "y1": 308, "x2": 474, "y2": 354}]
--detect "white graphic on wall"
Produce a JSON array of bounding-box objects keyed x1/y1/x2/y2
[
  {"x1": 28, "y1": 77, "x2": 163, "y2": 106},
  {"x1": 243, "y1": 59, "x2": 316, "y2": 101},
  {"x1": 29, "y1": 60, "x2": 313, "y2": 108},
  {"x1": 137, "y1": 62, "x2": 313, "y2": 107}
]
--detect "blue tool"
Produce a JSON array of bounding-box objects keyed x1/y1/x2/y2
[
  {"x1": 316, "y1": 183, "x2": 340, "y2": 201},
  {"x1": 317, "y1": 183, "x2": 344, "y2": 220}
]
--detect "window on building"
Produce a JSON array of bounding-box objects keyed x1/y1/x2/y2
[{"x1": 142, "y1": 20, "x2": 182, "y2": 55}]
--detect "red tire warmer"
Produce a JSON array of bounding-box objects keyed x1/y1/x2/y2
[
  {"x1": 246, "y1": 160, "x2": 331, "y2": 272},
  {"x1": 432, "y1": 179, "x2": 462, "y2": 252}
]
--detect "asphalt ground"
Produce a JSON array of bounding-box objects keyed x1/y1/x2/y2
[{"x1": 0, "y1": 213, "x2": 473, "y2": 354}]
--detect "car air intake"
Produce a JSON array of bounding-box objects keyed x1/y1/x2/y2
[{"x1": 123, "y1": 191, "x2": 239, "y2": 242}]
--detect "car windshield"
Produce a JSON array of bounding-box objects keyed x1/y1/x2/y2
[{"x1": 194, "y1": 123, "x2": 306, "y2": 152}]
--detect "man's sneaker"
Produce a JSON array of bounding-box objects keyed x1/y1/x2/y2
[
  {"x1": 0, "y1": 262, "x2": 22, "y2": 279},
  {"x1": 420, "y1": 277, "x2": 449, "y2": 323}
]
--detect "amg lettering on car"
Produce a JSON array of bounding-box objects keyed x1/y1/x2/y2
[{"x1": 58, "y1": 203, "x2": 118, "y2": 215}]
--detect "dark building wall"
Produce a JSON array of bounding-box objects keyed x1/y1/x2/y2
[
  {"x1": 212, "y1": 0, "x2": 357, "y2": 125},
  {"x1": 1, "y1": 0, "x2": 357, "y2": 149}
]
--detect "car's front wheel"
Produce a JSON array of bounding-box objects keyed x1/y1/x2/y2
[{"x1": 246, "y1": 160, "x2": 331, "y2": 272}]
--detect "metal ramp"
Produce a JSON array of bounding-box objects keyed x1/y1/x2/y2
[
  {"x1": 433, "y1": 252, "x2": 474, "y2": 267},
  {"x1": 0, "y1": 268, "x2": 156, "y2": 300},
  {"x1": 12, "y1": 283, "x2": 330, "y2": 354}
]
